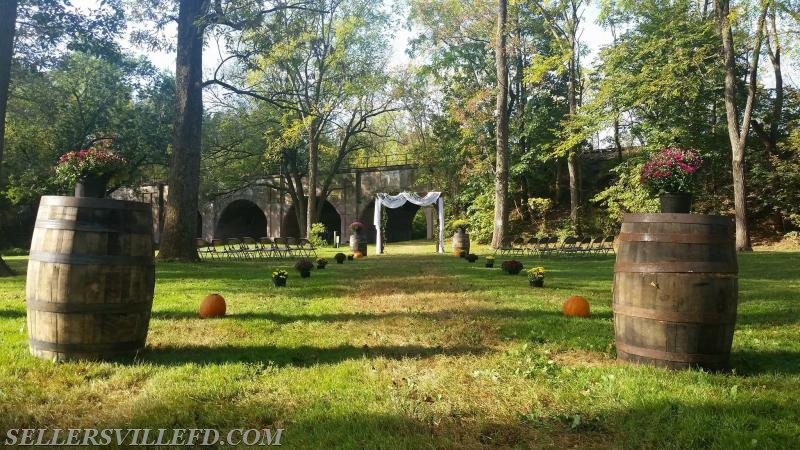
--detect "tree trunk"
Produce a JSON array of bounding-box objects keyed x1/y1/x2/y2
[
  {"x1": 0, "y1": 0, "x2": 19, "y2": 276},
  {"x1": 157, "y1": 0, "x2": 205, "y2": 261},
  {"x1": 566, "y1": 3, "x2": 579, "y2": 233},
  {"x1": 614, "y1": 114, "x2": 623, "y2": 161},
  {"x1": 764, "y1": 5, "x2": 782, "y2": 158},
  {"x1": 491, "y1": 0, "x2": 509, "y2": 249},
  {"x1": 305, "y1": 124, "x2": 319, "y2": 239},
  {"x1": 715, "y1": 0, "x2": 766, "y2": 252}
]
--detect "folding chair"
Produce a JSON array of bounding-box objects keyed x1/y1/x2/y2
[
  {"x1": 241, "y1": 237, "x2": 264, "y2": 259},
  {"x1": 525, "y1": 237, "x2": 540, "y2": 257},
  {"x1": 600, "y1": 235, "x2": 616, "y2": 255},
  {"x1": 299, "y1": 238, "x2": 318, "y2": 258},
  {"x1": 576, "y1": 237, "x2": 593, "y2": 256},
  {"x1": 510, "y1": 237, "x2": 526, "y2": 256},
  {"x1": 537, "y1": 236, "x2": 558, "y2": 257},
  {"x1": 557, "y1": 237, "x2": 579, "y2": 256},
  {"x1": 195, "y1": 238, "x2": 217, "y2": 260},
  {"x1": 495, "y1": 238, "x2": 514, "y2": 256},
  {"x1": 273, "y1": 237, "x2": 295, "y2": 258},
  {"x1": 586, "y1": 236, "x2": 605, "y2": 255},
  {"x1": 258, "y1": 237, "x2": 281, "y2": 258},
  {"x1": 225, "y1": 238, "x2": 248, "y2": 260},
  {"x1": 285, "y1": 237, "x2": 306, "y2": 257},
  {"x1": 211, "y1": 239, "x2": 234, "y2": 259}
]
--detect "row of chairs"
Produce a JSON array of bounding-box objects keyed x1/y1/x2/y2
[
  {"x1": 195, "y1": 237, "x2": 317, "y2": 260},
  {"x1": 497, "y1": 236, "x2": 615, "y2": 257}
]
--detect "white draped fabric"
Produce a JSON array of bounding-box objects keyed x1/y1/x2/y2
[{"x1": 373, "y1": 192, "x2": 444, "y2": 255}]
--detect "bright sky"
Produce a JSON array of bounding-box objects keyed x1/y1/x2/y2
[{"x1": 114, "y1": 3, "x2": 611, "y2": 74}]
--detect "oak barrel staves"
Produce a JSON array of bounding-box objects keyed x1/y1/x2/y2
[
  {"x1": 613, "y1": 213, "x2": 738, "y2": 371},
  {"x1": 25, "y1": 196, "x2": 155, "y2": 361}
]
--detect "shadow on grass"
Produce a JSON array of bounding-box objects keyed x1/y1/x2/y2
[
  {"x1": 150, "y1": 307, "x2": 566, "y2": 322},
  {"x1": 730, "y1": 350, "x2": 800, "y2": 376},
  {"x1": 0, "y1": 308, "x2": 25, "y2": 318},
  {"x1": 598, "y1": 397, "x2": 799, "y2": 448},
  {"x1": 142, "y1": 343, "x2": 488, "y2": 367},
  {"x1": 285, "y1": 413, "x2": 594, "y2": 449},
  {"x1": 736, "y1": 308, "x2": 800, "y2": 328}
]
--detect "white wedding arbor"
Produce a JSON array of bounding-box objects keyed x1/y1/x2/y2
[{"x1": 372, "y1": 192, "x2": 444, "y2": 255}]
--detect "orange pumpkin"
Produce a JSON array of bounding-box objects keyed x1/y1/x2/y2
[
  {"x1": 562, "y1": 295, "x2": 590, "y2": 317},
  {"x1": 353, "y1": 251, "x2": 364, "y2": 259},
  {"x1": 199, "y1": 293, "x2": 226, "y2": 318}
]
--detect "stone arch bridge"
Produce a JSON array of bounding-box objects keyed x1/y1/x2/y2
[{"x1": 116, "y1": 156, "x2": 437, "y2": 245}]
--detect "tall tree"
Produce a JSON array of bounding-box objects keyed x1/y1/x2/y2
[
  {"x1": 752, "y1": 1, "x2": 784, "y2": 158},
  {"x1": 0, "y1": 0, "x2": 19, "y2": 276},
  {"x1": 157, "y1": 0, "x2": 205, "y2": 261},
  {"x1": 533, "y1": 0, "x2": 584, "y2": 231},
  {"x1": 714, "y1": 0, "x2": 768, "y2": 251},
  {"x1": 492, "y1": 0, "x2": 509, "y2": 248},
  {"x1": 206, "y1": 0, "x2": 395, "y2": 237}
]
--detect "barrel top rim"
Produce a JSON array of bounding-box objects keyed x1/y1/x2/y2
[
  {"x1": 40, "y1": 195, "x2": 150, "y2": 210},
  {"x1": 622, "y1": 213, "x2": 733, "y2": 225}
]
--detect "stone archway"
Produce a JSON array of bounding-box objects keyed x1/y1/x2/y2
[
  {"x1": 282, "y1": 200, "x2": 342, "y2": 240},
  {"x1": 215, "y1": 199, "x2": 267, "y2": 239}
]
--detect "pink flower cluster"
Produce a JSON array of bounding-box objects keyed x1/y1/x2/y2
[
  {"x1": 350, "y1": 221, "x2": 365, "y2": 233},
  {"x1": 54, "y1": 148, "x2": 127, "y2": 185},
  {"x1": 640, "y1": 147, "x2": 702, "y2": 195},
  {"x1": 58, "y1": 148, "x2": 126, "y2": 166}
]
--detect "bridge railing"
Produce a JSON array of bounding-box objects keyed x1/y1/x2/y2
[{"x1": 339, "y1": 153, "x2": 415, "y2": 170}]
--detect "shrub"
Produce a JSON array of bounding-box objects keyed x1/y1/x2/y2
[
  {"x1": 310, "y1": 222, "x2": 328, "y2": 248},
  {"x1": 294, "y1": 259, "x2": 314, "y2": 272}
]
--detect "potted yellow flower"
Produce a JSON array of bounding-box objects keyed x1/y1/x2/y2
[{"x1": 527, "y1": 266, "x2": 545, "y2": 287}]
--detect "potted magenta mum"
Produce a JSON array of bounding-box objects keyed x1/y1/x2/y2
[
  {"x1": 54, "y1": 148, "x2": 128, "y2": 198},
  {"x1": 640, "y1": 147, "x2": 703, "y2": 213},
  {"x1": 501, "y1": 260, "x2": 523, "y2": 275},
  {"x1": 294, "y1": 259, "x2": 314, "y2": 278}
]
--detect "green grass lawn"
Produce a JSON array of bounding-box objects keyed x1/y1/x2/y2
[{"x1": 1, "y1": 242, "x2": 799, "y2": 448}]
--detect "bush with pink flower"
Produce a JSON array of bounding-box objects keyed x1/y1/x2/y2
[
  {"x1": 54, "y1": 148, "x2": 128, "y2": 185},
  {"x1": 350, "y1": 221, "x2": 364, "y2": 233},
  {"x1": 640, "y1": 147, "x2": 703, "y2": 195}
]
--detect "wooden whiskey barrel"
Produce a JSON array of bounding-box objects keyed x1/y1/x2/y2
[
  {"x1": 613, "y1": 213, "x2": 738, "y2": 371},
  {"x1": 26, "y1": 196, "x2": 155, "y2": 361},
  {"x1": 349, "y1": 234, "x2": 368, "y2": 256},
  {"x1": 452, "y1": 230, "x2": 470, "y2": 256}
]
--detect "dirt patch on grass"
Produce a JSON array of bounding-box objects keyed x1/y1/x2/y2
[{"x1": 551, "y1": 349, "x2": 616, "y2": 368}]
